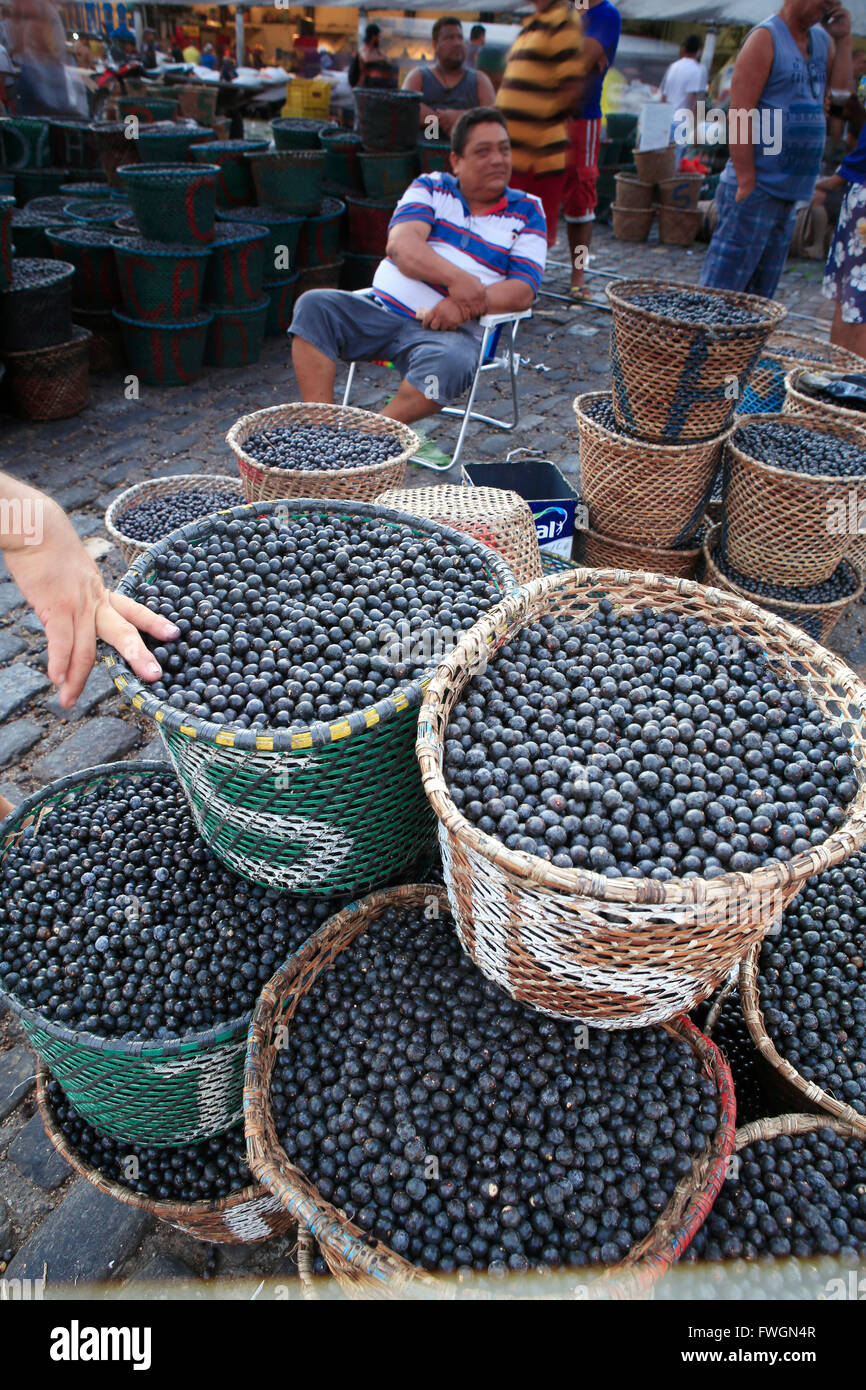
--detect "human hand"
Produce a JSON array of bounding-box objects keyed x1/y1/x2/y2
[
  {"x1": 422, "y1": 296, "x2": 469, "y2": 331},
  {"x1": 735, "y1": 171, "x2": 756, "y2": 203},
  {"x1": 4, "y1": 498, "x2": 179, "y2": 708},
  {"x1": 823, "y1": 4, "x2": 851, "y2": 39},
  {"x1": 445, "y1": 271, "x2": 487, "y2": 320},
  {"x1": 811, "y1": 186, "x2": 828, "y2": 207}
]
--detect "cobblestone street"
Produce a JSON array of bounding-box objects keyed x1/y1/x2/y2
[{"x1": 0, "y1": 223, "x2": 860, "y2": 1296}]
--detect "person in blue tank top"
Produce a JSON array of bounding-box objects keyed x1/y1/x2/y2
[
  {"x1": 701, "y1": 0, "x2": 853, "y2": 301},
  {"x1": 404, "y1": 17, "x2": 496, "y2": 140},
  {"x1": 563, "y1": 0, "x2": 621, "y2": 298}
]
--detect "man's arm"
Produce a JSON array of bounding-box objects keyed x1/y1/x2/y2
[
  {"x1": 727, "y1": 26, "x2": 774, "y2": 201},
  {"x1": 825, "y1": 6, "x2": 853, "y2": 91},
  {"x1": 421, "y1": 277, "x2": 533, "y2": 331},
  {"x1": 476, "y1": 70, "x2": 496, "y2": 104},
  {"x1": 580, "y1": 35, "x2": 608, "y2": 77},
  {"x1": 387, "y1": 219, "x2": 488, "y2": 318}
]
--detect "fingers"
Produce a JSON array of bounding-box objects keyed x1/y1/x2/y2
[
  {"x1": 97, "y1": 603, "x2": 163, "y2": 683},
  {"x1": 43, "y1": 610, "x2": 74, "y2": 692},
  {"x1": 56, "y1": 618, "x2": 97, "y2": 710},
  {"x1": 109, "y1": 589, "x2": 179, "y2": 641}
]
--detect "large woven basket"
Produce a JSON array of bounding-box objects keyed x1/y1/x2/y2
[
  {"x1": 416, "y1": 567, "x2": 866, "y2": 1028},
  {"x1": 722, "y1": 411, "x2": 866, "y2": 585},
  {"x1": 105, "y1": 472, "x2": 245, "y2": 565},
  {"x1": 272, "y1": 117, "x2": 329, "y2": 151},
  {"x1": 37, "y1": 1065, "x2": 296, "y2": 1245},
  {"x1": 204, "y1": 222, "x2": 266, "y2": 306},
  {"x1": 738, "y1": 333, "x2": 865, "y2": 415},
  {"x1": 355, "y1": 90, "x2": 421, "y2": 153},
  {"x1": 0, "y1": 194, "x2": 14, "y2": 290},
  {"x1": 205, "y1": 296, "x2": 270, "y2": 369},
  {"x1": 263, "y1": 274, "x2": 299, "y2": 335},
  {"x1": 92, "y1": 121, "x2": 141, "y2": 188},
  {"x1": 613, "y1": 174, "x2": 653, "y2": 210},
  {"x1": 244, "y1": 883, "x2": 737, "y2": 1299},
  {"x1": 217, "y1": 205, "x2": 305, "y2": 278},
  {"x1": 46, "y1": 225, "x2": 121, "y2": 308},
  {"x1": 112, "y1": 236, "x2": 212, "y2": 322},
  {"x1": 249, "y1": 150, "x2": 325, "y2": 215},
  {"x1": 702, "y1": 523, "x2": 863, "y2": 645},
  {"x1": 345, "y1": 195, "x2": 395, "y2": 257},
  {"x1": 783, "y1": 363, "x2": 866, "y2": 430},
  {"x1": 657, "y1": 205, "x2": 702, "y2": 247},
  {"x1": 3, "y1": 326, "x2": 90, "y2": 420},
  {"x1": 611, "y1": 204, "x2": 654, "y2": 242},
  {"x1": 633, "y1": 145, "x2": 676, "y2": 185},
  {"x1": 226, "y1": 402, "x2": 419, "y2": 503},
  {"x1": 0, "y1": 764, "x2": 256, "y2": 1145},
  {"x1": 119, "y1": 163, "x2": 219, "y2": 245},
  {"x1": 114, "y1": 308, "x2": 212, "y2": 386},
  {"x1": 739, "y1": 948, "x2": 866, "y2": 1137},
  {"x1": 579, "y1": 524, "x2": 703, "y2": 580},
  {"x1": 191, "y1": 139, "x2": 269, "y2": 207},
  {"x1": 0, "y1": 257, "x2": 75, "y2": 353},
  {"x1": 106, "y1": 501, "x2": 516, "y2": 895},
  {"x1": 377, "y1": 483, "x2": 543, "y2": 585},
  {"x1": 296, "y1": 197, "x2": 345, "y2": 269},
  {"x1": 573, "y1": 390, "x2": 729, "y2": 546},
  {"x1": 608, "y1": 279, "x2": 785, "y2": 443}
]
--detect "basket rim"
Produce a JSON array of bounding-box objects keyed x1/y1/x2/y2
[
  {"x1": 606, "y1": 278, "x2": 786, "y2": 339},
  {"x1": 208, "y1": 295, "x2": 271, "y2": 317},
  {"x1": 192, "y1": 139, "x2": 270, "y2": 154},
  {"x1": 226, "y1": 400, "x2": 420, "y2": 488},
  {"x1": 243, "y1": 883, "x2": 737, "y2": 1296},
  {"x1": 113, "y1": 307, "x2": 214, "y2": 330},
  {"x1": 733, "y1": 1110, "x2": 865, "y2": 1150},
  {"x1": 738, "y1": 945, "x2": 866, "y2": 1136},
  {"x1": 584, "y1": 521, "x2": 704, "y2": 560},
  {"x1": 573, "y1": 389, "x2": 736, "y2": 454},
  {"x1": 730, "y1": 409, "x2": 866, "y2": 485},
  {"x1": 784, "y1": 364, "x2": 866, "y2": 426},
  {"x1": 4, "y1": 324, "x2": 91, "y2": 364},
  {"x1": 703, "y1": 523, "x2": 864, "y2": 615},
  {"x1": 118, "y1": 163, "x2": 220, "y2": 182},
  {"x1": 246, "y1": 149, "x2": 326, "y2": 164},
  {"x1": 217, "y1": 206, "x2": 305, "y2": 226},
  {"x1": 303, "y1": 196, "x2": 346, "y2": 221},
  {"x1": 2, "y1": 257, "x2": 76, "y2": 292},
  {"x1": 0, "y1": 761, "x2": 255, "y2": 1058},
  {"x1": 111, "y1": 234, "x2": 213, "y2": 258},
  {"x1": 415, "y1": 566, "x2": 866, "y2": 908},
  {"x1": 263, "y1": 271, "x2": 300, "y2": 287},
  {"x1": 208, "y1": 222, "x2": 270, "y2": 246},
  {"x1": 104, "y1": 472, "x2": 245, "y2": 551},
  {"x1": 107, "y1": 497, "x2": 516, "y2": 753},
  {"x1": 46, "y1": 224, "x2": 119, "y2": 249}
]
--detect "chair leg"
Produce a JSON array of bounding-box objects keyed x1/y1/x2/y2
[
  {"x1": 411, "y1": 325, "x2": 494, "y2": 473},
  {"x1": 341, "y1": 361, "x2": 356, "y2": 409}
]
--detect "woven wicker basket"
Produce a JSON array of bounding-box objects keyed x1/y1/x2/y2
[
  {"x1": 608, "y1": 279, "x2": 785, "y2": 443},
  {"x1": 244, "y1": 883, "x2": 737, "y2": 1298},
  {"x1": 573, "y1": 390, "x2": 730, "y2": 546},
  {"x1": 0, "y1": 257, "x2": 75, "y2": 353},
  {"x1": 295, "y1": 258, "x2": 344, "y2": 296},
  {"x1": 611, "y1": 204, "x2": 654, "y2": 242},
  {"x1": 114, "y1": 308, "x2": 212, "y2": 386},
  {"x1": 702, "y1": 523, "x2": 863, "y2": 644},
  {"x1": 657, "y1": 206, "x2": 702, "y2": 247},
  {"x1": 105, "y1": 472, "x2": 245, "y2": 565},
  {"x1": 119, "y1": 163, "x2": 219, "y2": 245},
  {"x1": 0, "y1": 764, "x2": 258, "y2": 1145},
  {"x1": 657, "y1": 174, "x2": 703, "y2": 210},
  {"x1": 377, "y1": 483, "x2": 543, "y2": 585},
  {"x1": 113, "y1": 236, "x2": 212, "y2": 322},
  {"x1": 722, "y1": 411, "x2": 866, "y2": 585},
  {"x1": 355, "y1": 89, "x2": 421, "y2": 153},
  {"x1": 784, "y1": 364, "x2": 866, "y2": 430},
  {"x1": 738, "y1": 949, "x2": 866, "y2": 1137},
  {"x1": 3, "y1": 325, "x2": 90, "y2": 420},
  {"x1": 613, "y1": 174, "x2": 653, "y2": 210},
  {"x1": 191, "y1": 140, "x2": 269, "y2": 207},
  {"x1": 249, "y1": 150, "x2": 325, "y2": 215},
  {"x1": 580, "y1": 524, "x2": 703, "y2": 580},
  {"x1": 0, "y1": 194, "x2": 14, "y2": 290},
  {"x1": 37, "y1": 1065, "x2": 296, "y2": 1244},
  {"x1": 415, "y1": 567, "x2": 866, "y2": 1028},
  {"x1": 106, "y1": 501, "x2": 516, "y2": 895},
  {"x1": 204, "y1": 223, "x2": 266, "y2": 307},
  {"x1": 633, "y1": 146, "x2": 676, "y2": 185},
  {"x1": 226, "y1": 402, "x2": 419, "y2": 503},
  {"x1": 738, "y1": 333, "x2": 865, "y2": 415},
  {"x1": 263, "y1": 275, "x2": 299, "y2": 336},
  {"x1": 46, "y1": 224, "x2": 121, "y2": 309}
]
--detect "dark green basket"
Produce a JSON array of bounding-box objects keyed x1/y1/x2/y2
[
  {"x1": 46, "y1": 225, "x2": 122, "y2": 309},
  {"x1": 137, "y1": 125, "x2": 213, "y2": 163},
  {"x1": 0, "y1": 115, "x2": 51, "y2": 170},
  {"x1": 355, "y1": 89, "x2": 421, "y2": 153},
  {"x1": 360, "y1": 150, "x2": 419, "y2": 202},
  {"x1": 119, "y1": 163, "x2": 218, "y2": 244},
  {"x1": 62, "y1": 197, "x2": 122, "y2": 227},
  {"x1": 59, "y1": 179, "x2": 109, "y2": 199},
  {"x1": 10, "y1": 205, "x2": 70, "y2": 258},
  {"x1": 117, "y1": 96, "x2": 180, "y2": 124},
  {"x1": 218, "y1": 205, "x2": 304, "y2": 279},
  {"x1": 297, "y1": 197, "x2": 345, "y2": 268},
  {"x1": 204, "y1": 295, "x2": 270, "y2": 367},
  {"x1": 191, "y1": 139, "x2": 269, "y2": 206},
  {"x1": 204, "y1": 223, "x2": 267, "y2": 306},
  {"x1": 113, "y1": 307, "x2": 212, "y2": 385},
  {"x1": 319, "y1": 127, "x2": 364, "y2": 194},
  {"x1": 417, "y1": 139, "x2": 451, "y2": 174},
  {"x1": 263, "y1": 274, "x2": 299, "y2": 335},
  {"x1": 14, "y1": 167, "x2": 70, "y2": 203},
  {"x1": 340, "y1": 250, "x2": 381, "y2": 292},
  {"x1": 249, "y1": 150, "x2": 325, "y2": 215},
  {"x1": 0, "y1": 195, "x2": 13, "y2": 290},
  {"x1": 50, "y1": 118, "x2": 100, "y2": 172},
  {"x1": 106, "y1": 500, "x2": 516, "y2": 895},
  {"x1": 113, "y1": 236, "x2": 212, "y2": 321},
  {"x1": 272, "y1": 117, "x2": 329, "y2": 150},
  {"x1": 0, "y1": 762, "x2": 257, "y2": 1146}
]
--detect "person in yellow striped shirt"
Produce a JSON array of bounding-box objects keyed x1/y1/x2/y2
[{"x1": 496, "y1": 0, "x2": 586, "y2": 247}]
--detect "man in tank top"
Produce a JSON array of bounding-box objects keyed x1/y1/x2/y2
[
  {"x1": 403, "y1": 17, "x2": 496, "y2": 140},
  {"x1": 701, "y1": 0, "x2": 852, "y2": 300}
]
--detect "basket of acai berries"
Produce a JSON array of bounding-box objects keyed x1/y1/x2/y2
[
  {"x1": 105, "y1": 473, "x2": 246, "y2": 565},
  {"x1": 106, "y1": 500, "x2": 516, "y2": 894},
  {"x1": 0, "y1": 763, "x2": 342, "y2": 1145},
  {"x1": 244, "y1": 883, "x2": 737, "y2": 1297},
  {"x1": 226, "y1": 402, "x2": 421, "y2": 503},
  {"x1": 416, "y1": 566, "x2": 866, "y2": 1029}
]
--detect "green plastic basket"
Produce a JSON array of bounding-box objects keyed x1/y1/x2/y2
[
  {"x1": 340, "y1": 250, "x2": 380, "y2": 292},
  {"x1": 0, "y1": 195, "x2": 13, "y2": 290},
  {"x1": 0, "y1": 115, "x2": 51, "y2": 169},
  {"x1": 119, "y1": 163, "x2": 219, "y2": 244},
  {"x1": 417, "y1": 139, "x2": 451, "y2": 174},
  {"x1": 14, "y1": 167, "x2": 70, "y2": 203},
  {"x1": 46, "y1": 225, "x2": 122, "y2": 309},
  {"x1": 360, "y1": 150, "x2": 418, "y2": 202},
  {"x1": 296, "y1": 196, "x2": 345, "y2": 268},
  {"x1": 113, "y1": 307, "x2": 213, "y2": 385},
  {"x1": 50, "y1": 118, "x2": 100, "y2": 172},
  {"x1": 319, "y1": 127, "x2": 364, "y2": 194},
  {"x1": 62, "y1": 197, "x2": 122, "y2": 227},
  {"x1": 204, "y1": 222, "x2": 267, "y2": 306},
  {"x1": 106, "y1": 500, "x2": 516, "y2": 894},
  {"x1": 218, "y1": 205, "x2": 304, "y2": 279},
  {"x1": 113, "y1": 235, "x2": 212, "y2": 321},
  {"x1": 10, "y1": 205, "x2": 70, "y2": 258},
  {"x1": 117, "y1": 96, "x2": 179, "y2": 124},
  {"x1": 355, "y1": 89, "x2": 421, "y2": 153},
  {"x1": 137, "y1": 124, "x2": 213, "y2": 163},
  {"x1": 59, "y1": 179, "x2": 109, "y2": 199},
  {"x1": 272, "y1": 117, "x2": 329, "y2": 151},
  {"x1": 0, "y1": 763, "x2": 251, "y2": 1146},
  {"x1": 249, "y1": 150, "x2": 325, "y2": 214},
  {"x1": 191, "y1": 139, "x2": 269, "y2": 206},
  {"x1": 263, "y1": 273, "x2": 298, "y2": 335},
  {"x1": 204, "y1": 295, "x2": 270, "y2": 367}
]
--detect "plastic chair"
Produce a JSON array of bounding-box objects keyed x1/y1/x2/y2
[{"x1": 340, "y1": 289, "x2": 532, "y2": 471}]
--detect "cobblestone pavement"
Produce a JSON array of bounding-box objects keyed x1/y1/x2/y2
[{"x1": 0, "y1": 223, "x2": 859, "y2": 1297}]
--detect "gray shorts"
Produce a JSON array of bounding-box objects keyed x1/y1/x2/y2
[{"x1": 289, "y1": 289, "x2": 481, "y2": 406}]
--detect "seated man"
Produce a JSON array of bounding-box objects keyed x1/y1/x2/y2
[
  {"x1": 403, "y1": 16, "x2": 496, "y2": 139},
  {"x1": 289, "y1": 107, "x2": 547, "y2": 427}
]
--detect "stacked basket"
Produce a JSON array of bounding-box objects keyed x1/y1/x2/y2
[
  {"x1": 0, "y1": 255, "x2": 90, "y2": 419},
  {"x1": 248, "y1": 124, "x2": 343, "y2": 305},
  {"x1": 611, "y1": 145, "x2": 704, "y2": 246},
  {"x1": 342, "y1": 90, "x2": 422, "y2": 293}
]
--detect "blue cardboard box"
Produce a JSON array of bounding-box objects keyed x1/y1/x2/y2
[{"x1": 463, "y1": 455, "x2": 582, "y2": 560}]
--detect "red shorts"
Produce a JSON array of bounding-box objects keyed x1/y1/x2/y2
[
  {"x1": 563, "y1": 117, "x2": 602, "y2": 223},
  {"x1": 508, "y1": 168, "x2": 566, "y2": 248}
]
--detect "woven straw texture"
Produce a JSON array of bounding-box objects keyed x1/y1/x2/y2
[
  {"x1": 244, "y1": 883, "x2": 737, "y2": 1299},
  {"x1": 204, "y1": 225, "x2": 266, "y2": 306},
  {"x1": 46, "y1": 225, "x2": 121, "y2": 309},
  {"x1": 112, "y1": 237, "x2": 211, "y2": 322},
  {"x1": 573, "y1": 390, "x2": 729, "y2": 546},
  {"x1": 0, "y1": 257, "x2": 75, "y2": 353},
  {"x1": 93, "y1": 122, "x2": 141, "y2": 187},
  {"x1": 4, "y1": 326, "x2": 90, "y2": 420},
  {"x1": 702, "y1": 523, "x2": 863, "y2": 644},
  {"x1": 657, "y1": 206, "x2": 701, "y2": 247},
  {"x1": 732, "y1": 1111, "x2": 864, "y2": 1151},
  {"x1": 416, "y1": 567, "x2": 866, "y2": 1028},
  {"x1": 105, "y1": 472, "x2": 245, "y2": 565},
  {"x1": 191, "y1": 140, "x2": 268, "y2": 207},
  {"x1": 784, "y1": 363, "x2": 866, "y2": 430},
  {"x1": 376, "y1": 483, "x2": 543, "y2": 585},
  {"x1": 119, "y1": 164, "x2": 218, "y2": 245},
  {"x1": 0, "y1": 764, "x2": 254, "y2": 1145},
  {"x1": 37, "y1": 1066, "x2": 296, "y2": 1244},
  {"x1": 657, "y1": 174, "x2": 703, "y2": 209},
  {"x1": 608, "y1": 279, "x2": 785, "y2": 443},
  {"x1": 227, "y1": 402, "x2": 419, "y2": 503},
  {"x1": 722, "y1": 412, "x2": 866, "y2": 585},
  {"x1": 272, "y1": 117, "x2": 329, "y2": 151},
  {"x1": 114, "y1": 309, "x2": 212, "y2": 387},
  {"x1": 106, "y1": 501, "x2": 516, "y2": 895},
  {"x1": 249, "y1": 151, "x2": 325, "y2": 215},
  {"x1": 611, "y1": 205, "x2": 653, "y2": 242},
  {"x1": 345, "y1": 195, "x2": 394, "y2": 257},
  {"x1": 355, "y1": 90, "x2": 422, "y2": 153},
  {"x1": 739, "y1": 949, "x2": 866, "y2": 1137},
  {"x1": 633, "y1": 146, "x2": 676, "y2": 185},
  {"x1": 204, "y1": 297, "x2": 270, "y2": 368},
  {"x1": 738, "y1": 333, "x2": 865, "y2": 414},
  {"x1": 613, "y1": 175, "x2": 653, "y2": 210},
  {"x1": 580, "y1": 526, "x2": 703, "y2": 580},
  {"x1": 297, "y1": 198, "x2": 345, "y2": 269}
]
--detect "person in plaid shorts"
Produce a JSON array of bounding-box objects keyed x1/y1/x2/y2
[{"x1": 563, "y1": 0, "x2": 620, "y2": 299}]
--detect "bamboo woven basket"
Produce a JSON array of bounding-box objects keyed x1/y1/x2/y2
[
  {"x1": 613, "y1": 173, "x2": 653, "y2": 210},
  {"x1": 633, "y1": 146, "x2": 676, "y2": 185},
  {"x1": 657, "y1": 206, "x2": 702, "y2": 247},
  {"x1": 376, "y1": 483, "x2": 543, "y2": 585},
  {"x1": 37, "y1": 1065, "x2": 296, "y2": 1244},
  {"x1": 738, "y1": 948, "x2": 866, "y2": 1137},
  {"x1": 579, "y1": 524, "x2": 704, "y2": 580},
  {"x1": 226, "y1": 402, "x2": 420, "y2": 503},
  {"x1": 415, "y1": 567, "x2": 866, "y2": 1028},
  {"x1": 106, "y1": 501, "x2": 516, "y2": 895},
  {"x1": 244, "y1": 883, "x2": 737, "y2": 1299},
  {"x1": 738, "y1": 333, "x2": 865, "y2": 414},
  {"x1": 783, "y1": 364, "x2": 866, "y2": 430},
  {"x1": 611, "y1": 204, "x2": 654, "y2": 242},
  {"x1": 722, "y1": 412, "x2": 866, "y2": 585},
  {"x1": 573, "y1": 390, "x2": 729, "y2": 546},
  {"x1": 733, "y1": 1110, "x2": 863, "y2": 1151},
  {"x1": 702, "y1": 523, "x2": 863, "y2": 644},
  {"x1": 3, "y1": 326, "x2": 90, "y2": 420},
  {"x1": 104, "y1": 472, "x2": 246, "y2": 565},
  {"x1": 0, "y1": 764, "x2": 255, "y2": 1145},
  {"x1": 608, "y1": 280, "x2": 785, "y2": 443}
]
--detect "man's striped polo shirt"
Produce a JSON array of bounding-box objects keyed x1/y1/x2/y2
[
  {"x1": 496, "y1": 0, "x2": 586, "y2": 176},
  {"x1": 371, "y1": 172, "x2": 547, "y2": 328}
]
